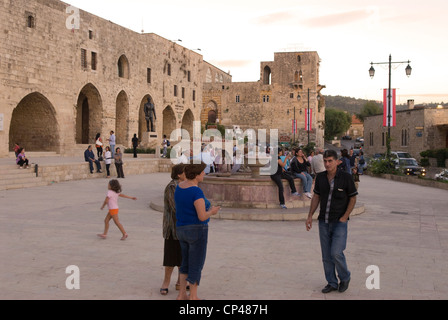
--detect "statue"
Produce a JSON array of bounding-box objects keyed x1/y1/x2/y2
[{"x1": 144, "y1": 97, "x2": 156, "y2": 132}]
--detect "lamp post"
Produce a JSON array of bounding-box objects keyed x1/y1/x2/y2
[
  {"x1": 369, "y1": 54, "x2": 412, "y2": 158},
  {"x1": 297, "y1": 89, "x2": 321, "y2": 145}
]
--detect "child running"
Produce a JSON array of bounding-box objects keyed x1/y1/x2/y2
[{"x1": 98, "y1": 179, "x2": 137, "y2": 240}]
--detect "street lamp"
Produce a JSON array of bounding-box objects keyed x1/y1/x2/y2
[
  {"x1": 369, "y1": 54, "x2": 411, "y2": 158},
  {"x1": 297, "y1": 89, "x2": 321, "y2": 145}
]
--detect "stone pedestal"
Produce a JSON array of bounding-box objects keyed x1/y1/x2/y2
[{"x1": 140, "y1": 132, "x2": 158, "y2": 148}]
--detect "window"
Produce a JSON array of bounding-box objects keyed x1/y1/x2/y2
[
  {"x1": 263, "y1": 66, "x2": 271, "y2": 85},
  {"x1": 147, "y1": 68, "x2": 151, "y2": 84},
  {"x1": 401, "y1": 129, "x2": 408, "y2": 146},
  {"x1": 193, "y1": 90, "x2": 196, "y2": 101},
  {"x1": 91, "y1": 52, "x2": 97, "y2": 71},
  {"x1": 167, "y1": 63, "x2": 171, "y2": 76},
  {"x1": 182, "y1": 87, "x2": 185, "y2": 99},
  {"x1": 81, "y1": 49, "x2": 87, "y2": 70},
  {"x1": 26, "y1": 13, "x2": 35, "y2": 28},
  {"x1": 118, "y1": 55, "x2": 130, "y2": 79},
  {"x1": 262, "y1": 95, "x2": 270, "y2": 103},
  {"x1": 236, "y1": 95, "x2": 240, "y2": 103},
  {"x1": 188, "y1": 71, "x2": 191, "y2": 82},
  {"x1": 369, "y1": 132, "x2": 374, "y2": 146},
  {"x1": 382, "y1": 132, "x2": 385, "y2": 146},
  {"x1": 89, "y1": 30, "x2": 94, "y2": 39},
  {"x1": 174, "y1": 85, "x2": 178, "y2": 97},
  {"x1": 290, "y1": 93, "x2": 294, "y2": 98}
]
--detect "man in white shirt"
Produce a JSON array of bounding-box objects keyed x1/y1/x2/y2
[{"x1": 311, "y1": 148, "x2": 326, "y2": 176}]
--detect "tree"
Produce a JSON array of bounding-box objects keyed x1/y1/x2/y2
[
  {"x1": 324, "y1": 108, "x2": 352, "y2": 140},
  {"x1": 356, "y1": 101, "x2": 382, "y2": 122}
]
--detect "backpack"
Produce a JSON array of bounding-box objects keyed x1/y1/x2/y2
[{"x1": 166, "y1": 140, "x2": 170, "y2": 147}]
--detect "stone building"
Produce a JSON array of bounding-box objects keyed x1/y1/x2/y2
[
  {"x1": 201, "y1": 52, "x2": 326, "y2": 148},
  {"x1": 0, "y1": 0, "x2": 223, "y2": 157},
  {"x1": 346, "y1": 114, "x2": 364, "y2": 139},
  {"x1": 363, "y1": 101, "x2": 448, "y2": 160}
]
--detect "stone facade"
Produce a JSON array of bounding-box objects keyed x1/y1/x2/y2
[
  {"x1": 0, "y1": 0, "x2": 211, "y2": 157},
  {"x1": 201, "y1": 52, "x2": 326, "y2": 148},
  {"x1": 363, "y1": 107, "x2": 448, "y2": 159}
]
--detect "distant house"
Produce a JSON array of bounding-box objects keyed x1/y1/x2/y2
[
  {"x1": 346, "y1": 114, "x2": 364, "y2": 139},
  {"x1": 363, "y1": 102, "x2": 448, "y2": 160}
]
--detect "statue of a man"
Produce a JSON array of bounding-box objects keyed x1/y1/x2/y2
[{"x1": 144, "y1": 97, "x2": 156, "y2": 132}]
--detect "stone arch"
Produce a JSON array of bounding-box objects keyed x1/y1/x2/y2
[
  {"x1": 181, "y1": 109, "x2": 194, "y2": 138},
  {"x1": 115, "y1": 90, "x2": 129, "y2": 146},
  {"x1": 9, "y1": 92, "x2": 60, "y2": 152},
  {"x1": 263, "y1": 65, "x2": 271, "y2": 85},
  {"x1": 118, "y1": 54, "x2": 130, "y2": 79},
  {"x1": 162, "y1": 106, "x2": 176, "y2": 139},
  {"x1": 76, "y1": 83, "x2": 103, "y2": 144},
  {"x1": 201, "y1": 100, "x2": 218, "y2": 126}
]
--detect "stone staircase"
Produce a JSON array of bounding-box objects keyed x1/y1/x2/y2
[{"x1": 0, "y1": 163, "x2": 49, "y2": 191}]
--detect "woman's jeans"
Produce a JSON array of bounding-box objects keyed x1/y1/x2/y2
[
  {"x1": 318, "y1": 220, "x2": 351, "y2": 289},
  {"x1": 293, "y1": 172, "x2": 313, "y2": 193},
  {"x1": 176, "y1": 224, "x2": 209, "y2": 286}
]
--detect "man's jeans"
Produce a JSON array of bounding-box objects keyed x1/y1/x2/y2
[
  {"x1": 318, "y1": 220, "x2": 351, "y2": 288},
  {"x1": 177, "y1": 224, "x2": 209, "y2": 285}
]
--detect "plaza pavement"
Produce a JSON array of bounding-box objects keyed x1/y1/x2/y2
[{"x1": 0, "y1": 170, "x2": 447, "y2": 300}]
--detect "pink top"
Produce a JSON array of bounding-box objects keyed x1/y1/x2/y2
[{"x1": 107, "y1": 190, "x2": 120, "y2": 209}]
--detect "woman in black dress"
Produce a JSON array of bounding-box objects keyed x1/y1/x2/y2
[{"x1": 160, "y1": 163, "x2": 186, "y2": 295}]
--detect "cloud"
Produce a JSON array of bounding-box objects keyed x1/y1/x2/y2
[
  {"x1": 251, "y1": 11, "x2": 295, "y2": 25},
  {"x1": 300, "y1": 9, "x2": 374, "y2": 28}
]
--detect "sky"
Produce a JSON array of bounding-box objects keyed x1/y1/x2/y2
[{"x1": 66, "y1": 0, "x2": 448, "y2": 105}]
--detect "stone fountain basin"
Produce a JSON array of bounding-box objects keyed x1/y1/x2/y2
[{"x1": 199, "y1": 173, "x2": 308, "y2": 209}]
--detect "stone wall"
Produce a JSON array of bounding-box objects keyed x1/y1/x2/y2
[{"x1": 0, "y1": 0, "x2": 208, "y2": 157}]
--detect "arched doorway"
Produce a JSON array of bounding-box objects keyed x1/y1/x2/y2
[
  {"x1": 181, "y1": 109, "x2": 194, "y2": 138},
  {"x1": 162, "y1": 106, "x2": 176, "y2": 138},
  {"x1": 201, "y1": 100, "x2": 218, "y2": 126},
  {"x1": 9, "y1": 92, "x2": 60, "y2": 152},
  {"x1": 263, "y1": 66, "x2": 271, "y2": 85},
  {"x1": 116, "y1": 90, "x2": 129, "y2": 146},
  {"x1": 76, "y1": 83, "x2": 102, "y2": 144}
]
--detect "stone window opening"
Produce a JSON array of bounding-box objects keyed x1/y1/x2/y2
[
  {"x1": 89, "y1": 30, "x2": 94, "y2": 40},
  {"x1": 81, "y1": 49, "x2": 87, "y2": 70},
  {"x1": 236, "y1": 95, "x2": 240, "y2": 103},
  {"x1": 174, "y1": 85, "x2": 178, "y2": 97},
  {"x1": 26, "y1": 13, "x2": 35, "y2": 28},
  {"x1": 263, "y1": 66, "x2": 271, "y2": 85},
  {"x1": 147, "y1": 68, "x2": 151, "y2": 84},
  {"x1": 91, "y1": 52, "x2": 97, "y2": 71},
  {"x1": 118, "y1": 55, "x2": 130, "y2": 79}
]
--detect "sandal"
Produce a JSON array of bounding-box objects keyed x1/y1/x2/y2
[
  {"x1": 120, "y1": 234, "x2": 128, "y2": 240},
  {"x1": 160, "y1": 288, "x2": 168, "y2": 295},
  {"x1": 97, "y1": 234, "x2": 107, "y2": 239}
]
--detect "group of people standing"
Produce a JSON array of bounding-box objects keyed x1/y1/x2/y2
[{"x1": 84, "y1": 131, "x2": 125, "y2": 178}]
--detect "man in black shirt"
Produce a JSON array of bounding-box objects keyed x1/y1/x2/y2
[{"x1": 306, "y1": 149, "x2": 357, "y2": 293}]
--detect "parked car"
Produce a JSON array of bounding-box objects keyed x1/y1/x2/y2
[
  {"x1": 341, "y1": 135, "x2": 351, "y2": 140},
  {"x1": 391, "y1": 151, "x2": 413, "y2": 159},
  {"x1": 394, "y1": 158, "x2": 426, "y2": 176},
  {"x1": 435, "y1": 169, "x2": 448, "y2": 181}
]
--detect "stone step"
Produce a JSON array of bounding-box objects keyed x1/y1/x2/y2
[{"x1": 0, "y1": 180, "x2": 49, "y2": 191}]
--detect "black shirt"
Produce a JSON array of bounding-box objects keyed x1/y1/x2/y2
[{"x1": 313, "y1": 169, "x2": 358, "y2": 222}]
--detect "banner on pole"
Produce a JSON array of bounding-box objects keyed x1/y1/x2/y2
[
  {"x1": 383, "y1": 89, "x2": 396, "y2": 127},
  {"x1": 305, "y1": 109, "x2": 312, "y2": 131}
]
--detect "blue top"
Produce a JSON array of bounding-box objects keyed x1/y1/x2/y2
[{"x1": 175, "y1": 185, "x2": 211, "y2": 227}]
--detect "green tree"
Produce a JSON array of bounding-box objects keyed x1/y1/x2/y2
[
  {"x1": 324, "y1": 108, "x2": 352, "y2": 140},
  {"x1": 356, "y1": 101, "x2": 382, "y2": 122}
]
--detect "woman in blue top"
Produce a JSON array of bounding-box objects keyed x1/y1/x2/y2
[{"x1": 174, "y1": 162, "x2": 220, "y2": 300}]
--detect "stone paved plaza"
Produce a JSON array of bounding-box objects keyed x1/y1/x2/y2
[{"x1": 1, "y1": 171, "x2": 447, "y2": 300}]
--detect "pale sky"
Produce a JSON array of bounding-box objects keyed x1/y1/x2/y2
[{"x1": 66, "y1": 0, "x2": 448, "y2": 105}]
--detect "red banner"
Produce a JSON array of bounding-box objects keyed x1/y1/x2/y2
[{"x1": 383, "y1": 89, "x2": 396, "y2": 127}]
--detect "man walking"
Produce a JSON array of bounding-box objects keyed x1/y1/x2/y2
[{"x1": 305, "y1": 150, "x2": 357, "y2": 293}]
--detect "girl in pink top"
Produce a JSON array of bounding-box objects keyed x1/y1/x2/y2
[{"x1": 98, "y1": 179, "x2": 137, "y2": 240}]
